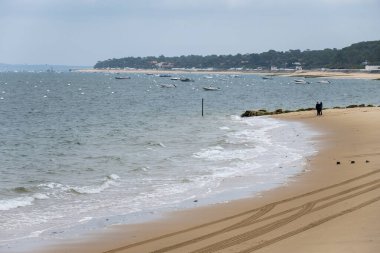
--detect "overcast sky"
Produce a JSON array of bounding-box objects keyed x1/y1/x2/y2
[{"x1": 0, "y1": 0, "x2": 379, "y2": 66}]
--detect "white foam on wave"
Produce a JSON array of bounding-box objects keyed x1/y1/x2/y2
[
  {"x1": 79, "y1": 217, "x2": 93, "y2": 223},
  {"x1": 190, "y1": 116, "x2": 319, "y2": 202},
  {"x1": 107, "y1": 174, "x2": 120, "y2": 180},
  {"x1": 0, "y1": 196, "x2": 34, "y2": 211},
  {"x1": 32, "y1": 193, "x2": 49, "y2": 200},
  {"x1": 72, "y1": 180, "x2": 115, "y2": 194},
  {"x1": 193, "y1": 145, "x2": 267, "y2": 161},
  {"x1": 0, "y1": 193, "x2": 49, "y2": 211},
  {"x1": 38, "y1": 174, "x2": 121, "y2": 195}
]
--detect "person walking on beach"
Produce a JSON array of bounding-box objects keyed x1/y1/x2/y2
[
  {"x1": 320, "y1": 101, "x2": 323, "y2": 115},
  {"x1": 316, "y1": 102, "x2": 320, "y2": 116},
  {"x1": 316, "y1": 102, "x2": 322, "y2": 116}
]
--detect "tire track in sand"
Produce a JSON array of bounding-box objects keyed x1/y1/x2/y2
[
  {"x1": 190, "y1": 182, "x2": 380, "y2": 253},
  {"x1": 153, "y1": 178, "x2": 380, "y2": 253},
  {"x1": 239, "y1": 195, "x2": 380, "y2": 253},
  {"x1": 103, "y1": 169, "x2": 380, "y2": 253}
]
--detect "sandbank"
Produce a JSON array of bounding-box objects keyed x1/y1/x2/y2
[{"x1": 42, "y1": 107, "x2": 380, "y2": 253}]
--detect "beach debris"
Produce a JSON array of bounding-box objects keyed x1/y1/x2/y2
[
  {"x1": 347, "y1": 104, "x2": 366, "y2": 108},
  {"x1": 241, "y1": 108, "x2": 307, "y2": 117},
  {"x1": 336, "y1": 161, "x2": 341, "y2": 165},
  {"x1": 366, "y1": 160, "x2": 370, "y2": 163},
  {"x1": 193, "y1": 200, "x2": 198, "y2": 203},
  {"x1": 351, "y1": 161, "x2": 355, "y2": 164}
]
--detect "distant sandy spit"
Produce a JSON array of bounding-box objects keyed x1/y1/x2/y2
[
  {"x1": 75, "y1": 68, "x2": 380, "y2": 80},
  {"x1": 280, "y1": 70, "x2": 380, "y2": 80},
  {"x1": 43, "y1": 107, "x2": 380, "y2": 253}
]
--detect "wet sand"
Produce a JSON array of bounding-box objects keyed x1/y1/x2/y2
[{"x1": 44, "y1": 107, "x2": 380, "y2": 253}]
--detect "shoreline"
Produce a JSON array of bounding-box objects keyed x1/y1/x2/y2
[
  {"x1": 42, "y1": 107, "x2": 380, "y2": 253},
  {"x1": 75, "y1": 68, "x2": 380, "y2": 80}
]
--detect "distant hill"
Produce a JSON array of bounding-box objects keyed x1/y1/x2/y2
[{"x1": 94, "y1": 40, "x2": 380, "y2": 70}]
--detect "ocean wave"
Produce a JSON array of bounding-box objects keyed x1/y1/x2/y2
[
  {"x1": 0, "y1": 193, "x2": 49, "y2": 211},
  {"x1": 107, "y1": 174, "x2": 120, "y2": 180},
  {"x1": 131, "y1": 166, "x2": 149, "y2": 172},
  {"x1": 71, "y1": 180, "x2": 114, "y2": 194},
  {"x1": 193, "y1": 145, "x2": 265, "y2": 162},
  {"x1": 0, "y1": 197, "x2": 34, "y2": 211},
  {"x1": 39, "y1": 174, "x2": 121, "y2": 195},
  {"x1": 33, "y1": 193, "x2": 49, "y2": 200}
]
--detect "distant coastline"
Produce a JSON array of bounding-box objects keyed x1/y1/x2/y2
[
  {"x1": 0, "y1": 63, "x2": 91, "y2": 73},
  {"x1": 75, "y1": 68, "x2": 380, "y2": 80},
  {"x1": 93, "y1": 40, "x2": 380, "y2": 71}
]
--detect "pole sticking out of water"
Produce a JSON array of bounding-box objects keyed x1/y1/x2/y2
[{"x1": 202, "y1": 98, "x2": 204, "y2": 117}]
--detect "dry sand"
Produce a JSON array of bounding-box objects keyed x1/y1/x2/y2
[{"x1": 43, "y1": 107, "x2": 380, "y2": 253}]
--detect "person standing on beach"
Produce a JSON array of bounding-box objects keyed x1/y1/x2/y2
[
  {"x1": 316, "y1": 102, "x2": 321, "y2": 116},
  {"x1": 320, "y1": 101, "x2": 323, "y2": 115}
]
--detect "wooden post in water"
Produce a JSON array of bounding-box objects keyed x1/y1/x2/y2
[{"x1": 202, "y1": 98, "x2": 204, "y2": 117}]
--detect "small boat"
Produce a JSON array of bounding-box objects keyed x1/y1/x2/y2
[
  {"x1": 180, "y1": 78, "x2": 194, "y2": 82},
  {"x1": 160, "y1": 84, "x2": 176, "y2": 88},
  {"x1": 204, "y1": 76, "x2": 213, "y2": 79},
  {"x1": 294, "y1": 79, "x2": 309, "y2": 84},
  {"x1": 159, "y1": 74, "x2": 172, "y2": 77},
  {"x1": 170, "y1": 77, "x2": 181, "y2": 80},
  {"x1": 317, "y1": 80, "x2": 331, "y2": 84},
  {"x1": 203, "y1": 86, "x2": 220, "y2": 91},
  {"x1": 115, "y1": 76, "x2": 131, "y2": 80},
  {"x1": 262, "y1": 76, "x2": 273, "y2": 80}
]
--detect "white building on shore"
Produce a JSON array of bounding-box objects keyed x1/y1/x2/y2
[{"x1": 365, "y1": 65, "x2": 380, "y2": 71}]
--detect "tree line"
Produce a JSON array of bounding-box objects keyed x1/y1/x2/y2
[{"x1": 94, "y1": 40, "x2": 380, "y2": 70}]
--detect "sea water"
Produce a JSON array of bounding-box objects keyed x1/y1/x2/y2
[{"x1": 0, "y1": 72, "x2": 379, "y2": 252}]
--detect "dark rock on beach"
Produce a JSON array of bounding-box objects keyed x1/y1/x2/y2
[
  {"x1": 241, "y1": 104, "x2": 379, "y2": 118},
  {"x1": 241, "y1": 110, "x2": 273, "y2": 117}
]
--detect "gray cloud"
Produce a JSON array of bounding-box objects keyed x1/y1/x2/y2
[{"x1": 0, "y1": 0, "x2": 379, "y2": 65}]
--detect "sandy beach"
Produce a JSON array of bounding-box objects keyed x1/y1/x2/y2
[{"x1": 43, "y1": 107, "x2": 380, "y2": 253}]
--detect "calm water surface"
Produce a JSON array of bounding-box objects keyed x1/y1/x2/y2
[{"x1": 0, "y1": 72, "x2": 379, "y2": 252}]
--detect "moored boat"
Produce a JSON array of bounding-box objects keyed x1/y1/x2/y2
[
  {"x1": 203, "y1": 86, "x2": 220, "y2": 91},
  {"x1": 317, "y1": 80, "x2": 331, "y2": 84},
  {"x1": 294, "y1": 79, "x2": 309, "y2": 84},
  {"x1": 115, "y1": 76, "x2": 131, "y2": 80},
  {"x1": 180, "y1": 78, "x2": 194, "y2": 82},
  {"x1": 158, "y1": 74, "x2": 172, "y2": 77},
  {"x1": 160, "y1": 84, "x2": 176, "y2": 88}
]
